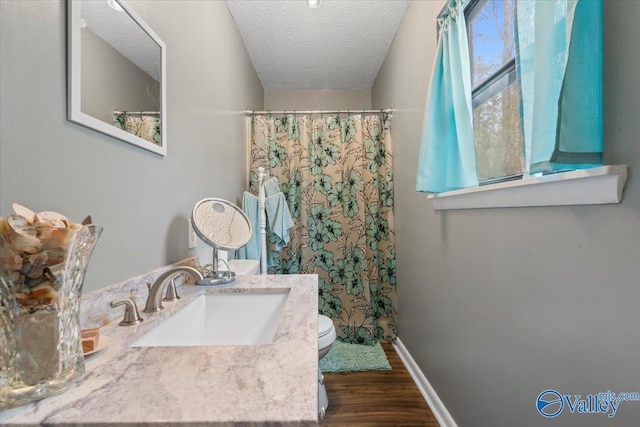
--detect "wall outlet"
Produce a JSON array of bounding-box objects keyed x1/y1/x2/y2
[{"x1": 188, "y1": 218, "x2": 197, "y2": 249}]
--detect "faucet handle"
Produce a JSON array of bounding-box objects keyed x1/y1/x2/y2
[
  {"x1": 163, "y1": 277, "x2": 181, "y2": 302},
  {"x1": 110, "y1": 299, "x2": 144, "y2": 326}
]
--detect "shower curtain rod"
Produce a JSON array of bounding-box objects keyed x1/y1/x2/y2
[
  {"x1": 113, "y1": 110, "x2": 160, "y2": 115},
  {"x1": 245, "y1": 109, "x2": 392, "y2": 115}
]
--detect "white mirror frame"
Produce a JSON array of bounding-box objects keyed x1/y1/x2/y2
[{"x1": 67, "y1": 0, "x2": 167, "y2": 156}]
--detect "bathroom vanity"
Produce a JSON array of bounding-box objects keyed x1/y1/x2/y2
[{"x1": 0, "y1": 269, "x2": 319, "y2": 426}]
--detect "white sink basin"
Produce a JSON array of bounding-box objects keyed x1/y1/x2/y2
[{"x1": 133, "y1": 290, "x2": 289, "y2": 347}]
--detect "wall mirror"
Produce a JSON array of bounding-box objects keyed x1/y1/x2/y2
[{"x1": 67, "y1": 0, "x2": 167, "y2": 156}]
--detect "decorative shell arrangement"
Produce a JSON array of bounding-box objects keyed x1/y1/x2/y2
[{"x1": 0, "y1": 203, "x2": 93, "y2": 311}]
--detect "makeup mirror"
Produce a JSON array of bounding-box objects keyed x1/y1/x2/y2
[
  {"x1": 192, "y1": 198, "x2": 252, "y2": 286},
  {"x1": 67, "y1": 0, "x2": 167, "y2": 156}
]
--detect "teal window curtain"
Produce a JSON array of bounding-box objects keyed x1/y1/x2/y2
[
  {"x1": 416, "y1": 0, "x2": 477, "y2": 193},
  {"x1": 516, "y1": 0, "x2": 603, "y2": 174},
  {"x1": 417, "y1": 0, "x2": 603, "y2": 193}
]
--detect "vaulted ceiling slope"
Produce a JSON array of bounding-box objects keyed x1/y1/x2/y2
[
  {"x1": 82, "y1": 1, "x2": 161, "y2": 82},
  {"x1": 226, "y1": 0, "x2": 410, "y2": 90}
]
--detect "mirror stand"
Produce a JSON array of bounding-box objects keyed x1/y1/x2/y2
[{"x1": 198, "y1": 247, "x2": 236, "y2": 286}]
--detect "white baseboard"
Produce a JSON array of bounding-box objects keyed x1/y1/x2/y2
[{"x1": 393, "y1": 338, "x2": 458, "y2": 427}]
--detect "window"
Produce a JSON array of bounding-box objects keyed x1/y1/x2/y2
[
  {"x1": 465, "y1": 0, "x2": 523, "y2": 184},
  {"x1": 419, "y1": 0, "x2": 610, "y2": 200}
]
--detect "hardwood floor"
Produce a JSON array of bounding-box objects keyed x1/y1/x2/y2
[{"x1": 320, "y1": 343, "x2": 440, "y2": 427}]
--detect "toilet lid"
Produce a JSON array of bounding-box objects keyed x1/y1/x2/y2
[{"x1": 318, "y1": 315, "x2": 334, "y2": 338}]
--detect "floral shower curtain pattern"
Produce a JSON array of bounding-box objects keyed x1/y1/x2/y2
[
  {"x1": 249, "y1": 113, "x2": 397, "y2": 344},
  {"x1": 113, "y1": 112, "x2": 161, "y2": 146}
]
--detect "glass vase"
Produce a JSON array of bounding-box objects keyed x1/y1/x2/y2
[{"x1": 0, "y1": 224, "x2": 102, "y2": 410}]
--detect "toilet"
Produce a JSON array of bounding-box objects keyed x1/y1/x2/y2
[{"x1": 318, "y1": 314, "x2": 336, "y2": 419}]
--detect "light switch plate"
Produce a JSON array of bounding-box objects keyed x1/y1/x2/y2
[{"x1": 188, "y1": 218, "x2": 197, "y2": 249}]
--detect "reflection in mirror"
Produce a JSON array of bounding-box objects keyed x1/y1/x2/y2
[{"x1": 68, "y1": 0, "x2": 166, "y2": 155}]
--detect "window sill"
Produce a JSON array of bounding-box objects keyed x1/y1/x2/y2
[{"x1": 427, "y1": 165, "x2": 629, "y2": 210}]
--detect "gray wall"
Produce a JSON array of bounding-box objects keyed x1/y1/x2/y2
[
  {"x1": 0, "y1": 0, "x2": 263, "y2": 293},
  {"x1": 264, "y1": 88, "x2": 371, "y2": 110},
  {"x1": 372, "y1": 1, "x2": 640, "y2": 426},
  {"x1": 81, "y1": 27, "x2": 160, "y2": 124}
]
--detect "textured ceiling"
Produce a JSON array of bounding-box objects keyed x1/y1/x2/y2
[
  {"x1": 81, "y1": 1, "x2": 161, "y2": 82},
  {"x1": 226, "y1": 0, "x2": 409, "y2": 90}
]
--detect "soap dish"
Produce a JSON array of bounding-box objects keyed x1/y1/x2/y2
[
  {"x1": 81, "y1": 328, "x2": 100, "y2": 353},
  {"x1": 84, "y1": 336, "x2": 111, "y2": 357}
]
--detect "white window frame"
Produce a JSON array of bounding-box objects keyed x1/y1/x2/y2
[{"x1": 428, "y1": 165, "x2": 628, "y2": 210}]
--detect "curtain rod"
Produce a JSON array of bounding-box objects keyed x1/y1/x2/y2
[
  {"x1": 113, "y1": 110, "x2": 160, "y2": 115},
  {"x1": 245, "y1": 109, "x2": 392, "y2": 115}
]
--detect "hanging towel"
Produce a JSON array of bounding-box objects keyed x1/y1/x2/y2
[
  {"x1": 237, "y1": 191, "x2": 261, "y2": 262},
  {"x1": 263, "y1": 176, "x2": 281, "y2": 197},
  {"x1": 237, "y1": 190, "x2": 294, "y2": 267},
  {"x1": 263, "y1": 176, "x2": 293, "y2": 251},
  {"x1": 265, "y1": 192, "x2": 294, "y2": 250}
]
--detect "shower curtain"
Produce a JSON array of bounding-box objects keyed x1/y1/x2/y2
[
  {"x1": 249, "y1": 112, "x2": 397, "y2": 344},
  {"x1": 113, "y1": 112, "x2": 161, "y2": 145}
]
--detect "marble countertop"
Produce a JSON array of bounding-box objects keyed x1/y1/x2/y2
[{"x1": 1, "y1": 274, "x2": 319, "y2": 426}]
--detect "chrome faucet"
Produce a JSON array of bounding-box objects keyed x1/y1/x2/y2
[{"x1": 143, "y1": 266, "x2": 203, "y2": 313}]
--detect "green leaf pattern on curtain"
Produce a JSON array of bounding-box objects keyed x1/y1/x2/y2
[
  {"x1": 249, "y1": 113, "x2": 397, "y2": 344},
  {"x1": 113, "y1": 113, "x2": 161, "y2": 146}
]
